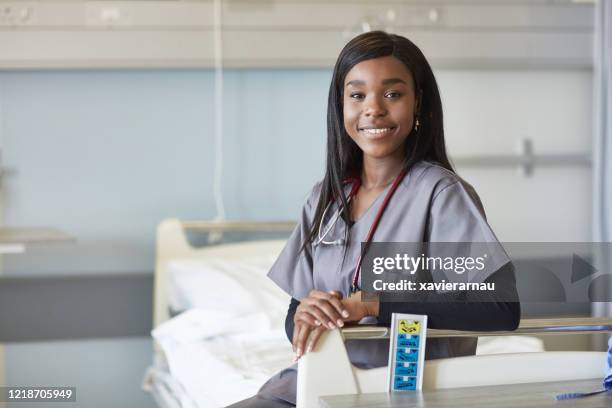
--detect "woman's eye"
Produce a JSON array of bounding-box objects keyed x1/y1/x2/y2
[
  {"x1": 350, "y1": 93, "x2": 364, "y2": 100},
  {"x1": 386, "y1": 92, "x2": 401, "y2": 98}
]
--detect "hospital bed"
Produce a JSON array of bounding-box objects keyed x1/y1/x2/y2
[{"x1": 143, "y1": 218, "x2": 612, "y2": 408}]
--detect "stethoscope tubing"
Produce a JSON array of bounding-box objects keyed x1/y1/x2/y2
[
  {"x1": 314, "y1": 169, "x2": 408, "y2": 293},
  {"x1": 350, "y1": 168, "x2": 407, "y2": 293},
  {"x1": 315, "y1": 177, "x2": 360, "y2": 246}
]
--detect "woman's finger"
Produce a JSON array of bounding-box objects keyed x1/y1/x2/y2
[
  {"x1": 295, "y1": 324, "x2": 313, "y2": 359},
  {"x1": 310, "y1": 290, "x2": 349, "y2": 319},
  {"x1": 292, "y1": 322, "x2": 303, "y2": 354},
  {"x1": 306, "y1": 326, "x2": 327, "y2": 353},
  {"x1": 328, "y1": 290, "x2": 342, "y2": 299},
  {"x1": 304, "y1": 297, "x2": 345, "y2": 328},
  {"x1": 295, "y1": 310, "x2": 321, "y2": 327},
  {"x1": 298, "y1": 304, "x2": 331, "y2": 328}
]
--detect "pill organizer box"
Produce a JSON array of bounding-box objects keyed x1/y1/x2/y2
[{"x1": 387, "y1": 313, "x2": 428, "y2": 392}]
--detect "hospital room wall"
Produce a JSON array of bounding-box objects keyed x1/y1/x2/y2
[{"x1": 0, "y1": 68, "x2": 592, "y2": 279}]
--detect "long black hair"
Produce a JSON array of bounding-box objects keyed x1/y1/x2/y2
[{"x1": 304, "y1": 30, "x2": 454, "y2": 248}]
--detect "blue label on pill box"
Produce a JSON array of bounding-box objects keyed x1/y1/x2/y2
[
  {"x1": 395, "y1": 362, "x2": 418, "y2": 376},
  {"x1": 394, "y1": 376, "x2": 417, "y2": 390},
  {"x1": 396, "y1": 348, "x2": 419, "y2": 363},
  {"x1": 398, "y1": 334, "x2": 419, "y2": 348}
]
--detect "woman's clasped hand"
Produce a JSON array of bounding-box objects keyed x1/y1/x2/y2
[{"x1": 292, "y1": 289, "x2": 374, "y2": 361}]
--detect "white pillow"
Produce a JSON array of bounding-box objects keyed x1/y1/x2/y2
[{"x1": 167, "y1": 255, "x2": 290, "y2": 329}]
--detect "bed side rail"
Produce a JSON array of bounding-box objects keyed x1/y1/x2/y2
[{"x1": 341, "y1": 317, "x2": 612, "y2": 340}]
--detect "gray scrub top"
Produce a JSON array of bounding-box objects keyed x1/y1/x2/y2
[{"x1": 267, "y1": 161, "x2": 509, "y2": 368}]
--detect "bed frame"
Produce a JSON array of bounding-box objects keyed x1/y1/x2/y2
[{"x1": 153, "y1": 218, "x2": 295, "y2": 327}]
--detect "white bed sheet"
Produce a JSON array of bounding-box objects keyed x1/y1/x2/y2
[
  {"x1": 143, "y1": 363, "x2": 185, "y2": 408},
  {"x1": 153, "y1": 309, "x2": 294, "y2": 407},
  {"x1": 155, "y1": 255, "x2": 294, "y2": 407}
]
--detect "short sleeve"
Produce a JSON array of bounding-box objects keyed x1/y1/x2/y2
[
  {"x1": 266, "y1": 182, "x2": 321, "y2": 300},
  {"x1": 427, "y1": 180, "x2": 510, "y2": 284}
]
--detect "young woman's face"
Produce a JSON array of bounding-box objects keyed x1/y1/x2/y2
[{"x1": 343, "y1": 55, "x2": 418, "y2": 161}]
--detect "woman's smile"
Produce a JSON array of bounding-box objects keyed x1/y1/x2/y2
[{"x1": 359, "y1": 126, "x2": 397, "y2": 139}]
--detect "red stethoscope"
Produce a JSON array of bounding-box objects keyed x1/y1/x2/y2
[{"x1": 316, "y1": 168, "x2": 408, "y2": 294}]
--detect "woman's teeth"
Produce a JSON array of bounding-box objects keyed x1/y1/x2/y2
[{"x1": 361, "y1": 128, "x2": 393, "y2": 134}]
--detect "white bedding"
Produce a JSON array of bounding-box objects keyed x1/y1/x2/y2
[
  {"x1": 153, "y1": 309, "x2": 294, "y2": 407},
  {"x1": 155, "y1": 256, "x2": 294, "y2": 407}
]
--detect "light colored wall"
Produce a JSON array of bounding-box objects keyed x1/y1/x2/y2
[
  {"x1": 438, "y1": 69, "x2": 593, "y2": 242},
  {"x1": 0, "y1": 69, "x2": 328, "y2": 276},
  {"x1": 0, "y1": 67, "x2": 592, "y2": 276}
]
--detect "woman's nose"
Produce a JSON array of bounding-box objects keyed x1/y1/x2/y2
[{"x1": 364, "y1": 97, "x2": 387, "y2": 117}]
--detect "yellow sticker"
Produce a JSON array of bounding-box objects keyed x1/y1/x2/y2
[{"x1": 398, "y1": 320, "x2": 420, "y2": 334}]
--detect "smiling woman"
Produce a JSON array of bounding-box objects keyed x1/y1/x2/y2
[{"x1": 228, "y1": 31, "x2": 519, "y2": 408}]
